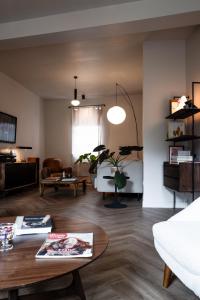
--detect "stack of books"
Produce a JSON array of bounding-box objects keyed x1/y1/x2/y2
[
  {"x1": 61, "y1": 177, "x2": 77, "y2": 182},
  {"x1": 171, "y1": 150, "x2": 193, "y2": 164},
  {"x1": 15, "y1": 215, "x2": 53, "y2": 235}
]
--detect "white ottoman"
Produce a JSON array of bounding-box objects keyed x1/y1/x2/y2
[{"x1": 153, "y1": 198, "x2": 200, "y2": 298}]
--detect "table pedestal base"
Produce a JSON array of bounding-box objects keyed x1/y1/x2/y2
[
  {"x1": 7, "y1": 270, "x2": 86, "y2": 300},
  {"x1": 8, "y1": 290, "x2": 18, "y2": 300},
  {"x1": 103, "y1": 176, "x2": 128, "y2": 209},
  {"x1": 104, "y1": 202, "x2": 127, "y2": 208}
]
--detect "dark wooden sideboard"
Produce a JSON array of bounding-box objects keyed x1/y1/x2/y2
[
  {"x1": 163, "y1": 162, "x2": 200, "y2": 192},
  {"x1": 0, "y1": 162, "x2": 38, "y2": 193}
]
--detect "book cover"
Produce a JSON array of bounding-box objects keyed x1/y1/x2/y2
[
  {"x1": 42, "y1": 177, "x2": 60, "y2": 183},
  {"x1": 35, "y1": 232, "x2": 93, "y2": 258},
  {"x1": 15, "y1": 215, "x2": 52, "y2": 235},
  {"x1": 61, "y1": 177, "x2": 77, "y2": 182}
]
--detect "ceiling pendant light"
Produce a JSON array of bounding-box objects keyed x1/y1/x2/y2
[{"x1": 71, "y1": 76, "x2": 80, "y2": 106}]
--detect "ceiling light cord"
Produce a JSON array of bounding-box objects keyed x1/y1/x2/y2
[
  {"x1": 74, "y1": 75, "x2": 77, "y2": 99},
  {"x1": 71, "y1": 75, "x2": 80, "y2": 106}
]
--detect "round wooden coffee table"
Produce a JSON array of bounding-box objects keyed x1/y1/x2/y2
[{"x1": 0, "y1": 216, "x2": 108, "y2": 300}]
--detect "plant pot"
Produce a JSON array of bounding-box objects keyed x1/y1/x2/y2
[{"x1": 110, "y1": 166, "x2": 122, "y2": 174}]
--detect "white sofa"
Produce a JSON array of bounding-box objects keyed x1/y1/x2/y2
[
  {"x1": 95, "y1": 160, "x2": 143, "y2": 196},
  {"x1": 153, "y1": 197, "x2": 200, "y2": 298}
]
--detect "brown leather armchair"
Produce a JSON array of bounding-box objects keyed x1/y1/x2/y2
[{"x1": 42, "y1": 158, "x2": 72, "y2": 177}]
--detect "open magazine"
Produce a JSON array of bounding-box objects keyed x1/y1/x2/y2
[{"x1": 35, "y1": 232, "x2": 93, "y2": 258}]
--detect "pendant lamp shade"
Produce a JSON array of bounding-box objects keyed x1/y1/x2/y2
[
  {"x1": 70, "y1": 76, "x2": 80, "y2": 106},
  {"x1": 71, "y1": 99, "x2": 80, "y2": 106},
  {"x1": 107, "y1": 105, "x2": 126, "y2": 124}
]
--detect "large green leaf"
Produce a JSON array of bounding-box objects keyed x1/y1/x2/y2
[
  {"x1": 93, "y1": 145, "x2": 106, "y2": 152},
  {"x1": 114, "y1": 171, "x2": 127, "y2": 190}
]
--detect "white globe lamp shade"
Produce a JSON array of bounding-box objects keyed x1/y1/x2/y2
[
  {"x1": 107, "y1": 106, "x2": 126, "y2": 124},
  {"x1": 71, "y1": 99, "x2": 80, "y2": 106}
]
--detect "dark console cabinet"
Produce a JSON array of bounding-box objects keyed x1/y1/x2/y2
[
  {"x1": 0, "y1": 162, "x2": 37, "y2": 192},
  {"x1": 164, "y1": 162, "x2": 200, "y2": 192}
]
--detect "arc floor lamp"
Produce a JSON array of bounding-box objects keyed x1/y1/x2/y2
[{"x1": 107, "y1": 82, "x2": 139, "y2": 148}]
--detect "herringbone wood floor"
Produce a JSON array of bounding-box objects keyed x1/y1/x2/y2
[{"x1": 0, "y1": 186, "x2": 197, "y2": 300}]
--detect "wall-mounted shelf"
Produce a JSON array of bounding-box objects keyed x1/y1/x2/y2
[
  {"x1": 166, "y1": 135, "x2": 200, "y2": 142},
  {"x1": 166, "y1": 108, "x2": 200, "y2": 119},
  {"x1": 164, "y1": 83, "x2": 200, "y2": 209}
]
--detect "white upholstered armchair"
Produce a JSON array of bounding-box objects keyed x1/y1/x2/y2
[
  {"x1": 94, "y1": 160, "x2": 143, "y2": 198},
  {"x1": 153, "y1": 197, "x2": 200, "y2": 297}
]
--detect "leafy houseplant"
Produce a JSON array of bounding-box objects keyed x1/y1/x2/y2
[
  {"x1": 91, "y1": 145, "x2": 143, "y2": 190},
  {"x1": 74, "y1": 153, "x2": 98, "y2": 174}
]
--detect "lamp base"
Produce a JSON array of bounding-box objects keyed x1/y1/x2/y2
[{"x1": 104, "y1": 202, "x2": 127, "y2": 209}]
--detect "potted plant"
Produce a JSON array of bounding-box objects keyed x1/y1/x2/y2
[
  {"x1": 74, "y1": 153, "x2": 98, "y2": 185},
  {"x1": 90, "y1": 145, "x2": 143, "y2": 190},
  {"x1": 75, "y1": 153, "x2": 97, "y2": 173}
]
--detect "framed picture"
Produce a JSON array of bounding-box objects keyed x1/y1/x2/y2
[
  {"x1": 167, "y1": 120, "x2": 185, "y2": 139},
  {"x1": 169, "y1": 145, "x2": 184, "y2": 164},
  {"x1": 169, "y1": 98, "x2": 180, "y2": 114}
]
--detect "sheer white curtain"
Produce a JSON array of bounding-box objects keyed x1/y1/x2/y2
[{"x1": 72, "y1": 106, "x2": 104, "y2": 161}]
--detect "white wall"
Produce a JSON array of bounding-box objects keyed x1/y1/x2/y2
[
  {"x1": 186, "y1": 28, "x2": 200, "y2": 200},
  {"x1": 0, "y1": 72, "x2": 44, "y2": 162},
  {"x1": 44, "y1": 99, "x2": 71, "y2": 164},
  {"x1": 43, "y1": 94, "x2": 142, "y2": 166},
  {"x1": 143, "y1": 40, "x2": 187, "y2": 208},
  {"x1": 186, "y1": 27, "x2": 200, "y2": 95}
]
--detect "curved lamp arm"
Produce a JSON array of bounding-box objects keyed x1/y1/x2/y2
[{"x1": 116, "y1": 83, "x2": 139, "y2": 147}]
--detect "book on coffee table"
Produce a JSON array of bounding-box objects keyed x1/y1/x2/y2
[
  {"x1": 61, "y1": 177, "x2": 77, "y2": 182},
  {"x1": 15, "y1": 215, "x2": 53, "y2": 235},
  {"x1": 35, "y1": 232, "x2": 93, "y2": 258},
  {"x1": 41, "y1": 177, "x2": 60, "y2": 183}
]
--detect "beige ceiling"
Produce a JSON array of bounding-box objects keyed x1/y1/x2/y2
[
  {"x1": 0, "y1": 32, "x2": 144, "y2": 99},
  {"x1": 0, "y1": 0, "x2": 199, "y2": 100},
  {"x1": 0, "y1": 26, "x2": 196, "y2": 100},
  {"x1": 0, "y1": 0, "x2": 139, "y2": 23}
]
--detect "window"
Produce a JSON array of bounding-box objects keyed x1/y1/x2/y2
[{"x1": 72, "y1": 106, "x2": 103, "y2": 161}]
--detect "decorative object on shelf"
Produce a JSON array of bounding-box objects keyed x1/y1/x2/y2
[
  {"x1": 169, "y1": 145, "x2": 184, "y2": 164},
  {"x1": 184, "y1": 99, "x2": 198, "y2": 109},
  {"x1": 167, "y1": 120, "x2": 185, "y2": 139},
  {"x1": 169, "y1": 96, "x2": 188, "y2": 114},
  {"x1": 107, "y1": 83, "x2": 139, "y2": 148},
  {"x1": 70, "y1": 76, "x2": 85, "y2": 107},
  {"x1": 169, "y1": 96, "x2": 198, "y2": 115},
  {"x1": 16, "y1": 146, "x2": 32, "y2": 162}
]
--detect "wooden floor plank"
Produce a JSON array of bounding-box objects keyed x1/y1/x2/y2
[{"x1": 0, "y1": 187, "x2": 197, "y2": 299}]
